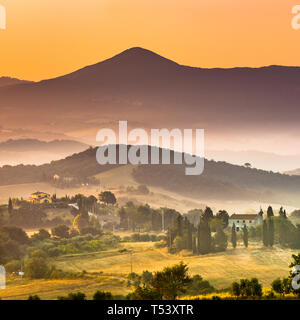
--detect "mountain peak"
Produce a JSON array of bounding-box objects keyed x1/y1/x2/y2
[{"x1": 103, "y1": 47, "x2": 179, "y2": 68}]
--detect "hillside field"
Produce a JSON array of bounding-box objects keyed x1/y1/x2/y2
[
  {"x1": 53, "y1": 241, "x2": 297, "y2": 288},
  {"x1": 0, "y1": 240, "x2": 297, "y2": 300}
]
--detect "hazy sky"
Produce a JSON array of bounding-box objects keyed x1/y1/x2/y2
[{"x1": 0, "y1": 0, "x2": 300, "y2": 81}]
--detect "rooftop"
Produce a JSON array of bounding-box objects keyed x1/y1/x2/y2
[{"x1": 230, "y1": 214, "x2": 258, "y2": 220}]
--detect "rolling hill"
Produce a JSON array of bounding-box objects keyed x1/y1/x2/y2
[{"x1": 1, "y1": 145, "x2": 300, "y2": 207}]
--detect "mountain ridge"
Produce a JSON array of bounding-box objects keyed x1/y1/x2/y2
[{"x1": 1, "y1": 47, "x2": 300, "y2": 153}]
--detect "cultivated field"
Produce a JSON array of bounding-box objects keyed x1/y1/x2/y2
[
  {"x1": 54, "y1": 241, "x2": 297, "y2": 288},
  {"x1": 0, "y1": 240, "x2": 298, "y2": 300},
  {"x1": 0, "y1": 276, "x2": 130, "y2": 300}
]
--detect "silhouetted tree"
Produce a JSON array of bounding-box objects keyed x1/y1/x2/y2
[
  {"x1": 8, "y1": 198, "x2": 13, "y2": 215},
  {"x1": 267, "y1": 206, "x2": 274, "y2": 218},
  {"x1": 98, "y1": 191, "x2": 116, "y2": 205},
  {"x1": 231, "y1": 223, "x2": 237, "y2": 249},
  {"x1": 268, "y1": 218, "x2": 274, "y2": 247},
  {"x1": 201, "y1": 207, "x2": 214, "y2": 222},
  {"x1": 242, "y1": 225, "x2": 248, "y2": 248},
  {"x1": 263, "y1": 220, "x2": 269, "y2": 247}
]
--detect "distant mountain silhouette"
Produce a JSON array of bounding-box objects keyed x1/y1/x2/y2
[
  {"x1": 2, "y1": 47, "x2": 300, "y2": 150},
  {"x1": 0, "y1": 139, "x2": 89, "y2": 166},
  {"x1": 0, "y1": 77, "x2": 32, "y2": 87},
  {"x1": 0, "y1": 139, "x2": 88, "y2": 152},
  {"x1": 285, "y1": 168, "x2": 300, "y2": 176}
]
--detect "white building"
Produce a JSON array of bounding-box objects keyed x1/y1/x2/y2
[{"x1": 228, "y1": 209, "x2": 263, "y2": 232}]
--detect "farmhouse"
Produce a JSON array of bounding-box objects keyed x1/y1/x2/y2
[
  {"x1": 29, "y1": 191, "x2": 52, "y2": 204},
  {"x1": 228, "y1": 209, "x2": 263, "y2": 232}
]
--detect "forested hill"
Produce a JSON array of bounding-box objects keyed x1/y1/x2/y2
[
  {"x1": 132, "y1": 160, "x2": 300, "y2": 206},
  {"x1": 1, "y1": 145, "x2": 300, "y2": 206}
]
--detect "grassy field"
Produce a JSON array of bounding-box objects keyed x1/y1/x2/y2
[
  {"x1": 54, "y1": 241, "x2": 298, "y2": 288},
  {"x1": 0, "y1": 275, "x2": 130, "y2": 300},
  {"x1": 0, "y1": 240, "x2": 298, "y2": 300}
]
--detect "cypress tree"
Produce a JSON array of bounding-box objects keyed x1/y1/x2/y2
[
  {"x1": 268, "y1": 217, "x2": 274, "y2": 247},
  {"x1": 187, "y1": 220, "x2": 193, "y2": 250},
  {"x1": 278, "y1": 220, "x2": 287, "y2": 246},
  {"x1": 279, "y1": 207, "x2": 284, "y2": 217},
  {"x1": 263, "y1": 220, "x2": 269, "y2": 247},
  {"x1": 176, "y1": 215, "x2": 183, "y2": 237},
  {"x1": 198, "y1": 221, "x2": 211, "y2": 254},
  {"x1": 231, "y1": 223, "x2": 237, "y2": 249},
  {"x1": 201, "y1": 207, "x2": 214, "y2": 222},
  {"x1": 267, "y1": 206, "x2": 274, "y2": 218},
  {"x1": 192, "y1": 235, "x2": 197, "y2": 254},
  {"x1": 8, "y1": 197, "x2": 13, "y2": 215},
  {"x1": 242, "y1": 225, "x2": 248, "y2": 248}
]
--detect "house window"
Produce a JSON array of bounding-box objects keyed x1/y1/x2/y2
[
  {"x1": 243, "y1": 220, "x2": 245, "y2": 223},
  {"x1": 237, "y1": 220, "x2": 239, "y2": 223},
  {"x1": 249, "y1": 220, "x2": 252, "y2": 223}
]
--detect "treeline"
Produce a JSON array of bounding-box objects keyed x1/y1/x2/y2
[
  {"x1": 118, "y1": 202, "x2": 180, "y2": 232},
  {"x1": 258, "y1": 206, "x2": 300, "y2": 249},
  {"x1": 167, "y1": 207, "x2": 229, "y2": 254}
]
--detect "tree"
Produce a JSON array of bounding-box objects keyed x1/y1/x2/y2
[
  {"x1": 198, "y1": 221, "x2": 212, "y2": 254},
  {"x1": 2, "y1": 226, "x2": 29, "y2": 244},
  {"x1": 175, "y1": 215, "x2": 184, "y2": 237},
  {"x1": 238, "y1": 278, "x2": 262, "y2": 298},
  {"x1": 8, "y1": 198, "x2": 13, "y2": 215},
  {"x1": 263, "y1": 220, "x2": 269, "y2": 247},
  {"x1": 51, "y1": 225, "x2": 69, "y2": 238},
  {"x1": 31, "y1": 229, "x2": 51, "y2": 241},
  {"x1": 73, "y1": 212, "x2": 89, "y2": 233},
  {"x1": 25, "y1": 256, "x2": 49, "y2": 279},
  {"x1": 242, "y1": 225, "x2": 248, "y2": 248},
  {"x1": 267, "y1": 206, "x2": 274, "y2": 218},
  {"x1": 271, "y1": 278, "x2": 284, "y2": 296},
  {"x1": 186, "y1": 275, "x2": 215, "y2": 295},
  {"x1": 151, "y1": 262, "x2": 192, "y2": 299},
  {"x1": 201, "y1": 207, "x2": 214, "y2": 222},
  {"x1": 282, "y1": 277, "x2": 292, "y2": 295},
  {"x1": 214, "y1": 227, "x2": 227, "y2": 252},
  {"x1": 216, "y1": 210, "x2": 229, "y2": 228},
  {"x1": 93, "y1": 291, "x2": 113, "y2": 300},
  {"x1": 244, "y1": 163, "x2": 251, "y2": 168},
  {"x1": 231, "y1": 224, "x2": 237, "y2": 249},
  {"x1": 279, "y1": 207, "x2": 287, "y2": 219},
  {"x1": 268, "y1": 218, "x2": 274, "y2": 247},
  {"x1": 58, "y1": 292, "x2": 86, "y2": 300},
  {"x1": 128, "y1": 285, "x2": 162, "y2": 300},
  {"x1": 28, "y1": 295, "x2": 41, "y2": 300},
  {"x1": 278, "y1": 218, "x2": 289, "y2": 246},
  {"x1": 98, "y1": 191, "x2": 116, "y2": 205},
  {"x1": 141, "y1": 270, "x2": 153, "y2": 287},
  {"x1": 250, "y1": 278, "x2": 262, "y2": 297},
  {"x1": 231, "y1": 281, "x2": 240, "y2": 298}
]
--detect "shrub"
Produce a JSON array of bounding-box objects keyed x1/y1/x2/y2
[
  {"x1": 24, "y1": 256, "x2": 49, "y2": 279},
  {"x1": 4, "y1": 260, "x2": 21, "y2": 273},
  {"x1": 93, "y1": 291, "x2": 113, "y2": 300}
]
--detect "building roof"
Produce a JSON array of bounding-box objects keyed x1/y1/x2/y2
[{"x1": 230, "y1": 214, "x2": 258, "y2": 220}]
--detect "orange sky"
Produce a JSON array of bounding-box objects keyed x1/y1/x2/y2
[{"x1": 1, "y1": 0, "x2": 300, "y2": 81}]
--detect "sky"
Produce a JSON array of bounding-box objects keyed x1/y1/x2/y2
[{"x1": 1, "y1": 0, "x2": 300, "y2": 81}]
